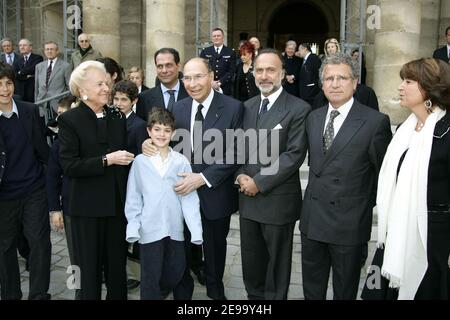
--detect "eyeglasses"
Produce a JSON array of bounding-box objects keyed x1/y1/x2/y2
[
  {"x1": 323, "y1": 75, "x2": 352, "y2": 84},
  {"x1": 182, "y1": 73, "x2": 209, "y2": 83},
  {"x1": 79, "y1": 40, "x2": 89, "y2": 43}
]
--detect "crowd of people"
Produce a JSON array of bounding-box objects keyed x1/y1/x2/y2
[{"x1": 0, "y1": 25, "x2": 449, "y2": 301}]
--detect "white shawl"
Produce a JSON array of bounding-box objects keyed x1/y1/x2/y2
[{"x1": 376, "y1": 108, "x2": 445, "y2": 300}]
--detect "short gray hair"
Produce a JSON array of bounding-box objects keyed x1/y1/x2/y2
[
  {"x1": 286, "y1": 40, "x2": 297, "y2": 48},
  {"x1": 69, "y1": 61, "x2": 107, "y2": 97},
  {"x1": 319, "y1": 52, "x2": 359, "y2": 85}
]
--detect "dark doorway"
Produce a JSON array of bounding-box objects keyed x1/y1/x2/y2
[{"x1": 268, "y1": 1, "x2": 329, "y2": 53}]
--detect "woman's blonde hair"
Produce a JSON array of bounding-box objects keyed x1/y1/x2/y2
[{"x1": 324, "y1": 38, "x2": 341, "y2": 58}]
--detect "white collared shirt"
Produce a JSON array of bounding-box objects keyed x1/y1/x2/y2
[
  {"x1": 149, "y1": 148, "x2": 173, "y2": 177},
  {"x1": 303, "y1": 52, "x2": 311, "y2": 63},
  {"x1": 447, "y1": 44, "x2": 450, "y2": 58},
  {"x1": 323, "y1": 97, "x2": 354, "y2": 137},
  {"x1": 0, "y1": 99, "x2": 19, "y2": 118},
  {"x1": 214, "y1": 45, "x2": 223, "y2": 54},
  {"x1": 190, "y1": 89, "x2": 215, "y2": 188},
  {"x1": 161, "y1": 81, "x2": 181, "y2": 109},
  {"x1": 47, "y1": 58, "x2": 57, "y2": 69},
  {"x1": 259, "y1": 86, "x2": 283, "y2": 113},
  {"x1": 23, "y1": 53, "x2": 31, "y2": 62}
]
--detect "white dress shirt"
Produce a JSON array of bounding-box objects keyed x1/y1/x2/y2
[
  {"x1": 149, "y1": 148, "x2": 173, "y2": 178},
  {"x1": 323, "y1": 97, "x2": 354, "y2": 138},
  {"x1": 161, "y1": 81, "x2": 181, "y2": 108},
  {"x1": 258, "y1": 86, "x2": 283, "y2": 113},
  {"x1": 0, "y1": 100, "x2": 19, "y2": 118}
]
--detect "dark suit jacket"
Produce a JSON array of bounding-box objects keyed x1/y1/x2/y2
[
  {"x1": 172, "y1": 91, "x2": 244, "y2": 220},
  {"x1": 58, "y1": 102, "x2": 129, "y2": 217},
  {"x1": 298, "y1": 53, "x2": 321, "y2": 104},
  {"x1": 282, "y1": 55, "x2": 302, "y2": 97},
  {"x1": 237, "y1": 90, "x2": 310, "y2": 225},
  {"x1": 432, "y1": 45, "x2": 449, "y2": 63},
  {"x1": 140, "y1": 85, "x2": 150, "y2": 93},
  {"x1": 300, "y1": 100, "x2": 392, "y2": 245},
  {"x1": 0, "y1": 52, "x2": 20, "y2": 70},
  {"x1": 312, "y1": 84, "x2": 379, "y2": 111},
  {"x1": 135, "y1": 81, "x2": 189, "y2": 121},
  {"x1": 14, "y1": 53, "x2": 44, "y2": 102},
  {"x1": 200, "y1": 45, "x2": 237, "y2": 95},
  {"x1": 0, "y1": 100, "x2": 49, "y2": 184},
  {"x1": 126, "y1": 112, "x2": 148, "y2": 155}
]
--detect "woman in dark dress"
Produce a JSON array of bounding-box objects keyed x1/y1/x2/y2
[
  {"x1": 362, "y1": 58, "x2": 450, "y2": 300},
  {"x1": 58, "y1": 61, "x2": 135, "y2": 300},
  {"x1": 233, "y1": 41, "x2": 259, "y2": 102}
]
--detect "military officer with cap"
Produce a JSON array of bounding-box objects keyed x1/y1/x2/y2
[{"x1": 200, "y1": 27, "x2": 236, "y2": 96}]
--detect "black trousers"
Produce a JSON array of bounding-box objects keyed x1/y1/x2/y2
[
  {"x1": 240, "y1": 217, "x2": 295, "y2": 300},
  {"x1": 70, "y1": 214, "x2": 128, "y2": 300},
  {"x1": 202, "y1": 213, "x2": 231, "y2": 299},
  {"x1": 301, "y1": 233, "x2": 364, "y2": 300},
  {"x1": 140, "y1": 237, "x2": 186, "y2": 300},
  {"x1": 0, "y1": 188, "x2": 51, "y2": 300}
]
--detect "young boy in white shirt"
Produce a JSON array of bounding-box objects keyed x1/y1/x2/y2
[{"x1": 125, "y1": 108, "x2": 202, "y2": 300}]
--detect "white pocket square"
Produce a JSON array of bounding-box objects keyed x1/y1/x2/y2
[
  {"x1": 273, "y1": 124, "x2": 283, "y2": 130},
  {"x1": 306, "y1": 83, "x2": 315, "y2": 87}
]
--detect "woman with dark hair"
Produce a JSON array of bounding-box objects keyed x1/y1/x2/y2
[
  {"x1": 96, "y1": 57, "x2": 124, "y2": 103},
  {"x1": 362, "y1": 58, "x2": 450, "y2": 300},
  {"x1": 233, "y1": 41, "x2": 259, "y2": 102}
]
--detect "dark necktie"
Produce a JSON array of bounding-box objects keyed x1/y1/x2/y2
[
  {"x1": 24, "y1": 55, "x2": 28, "y2": 65},
  {"x1": 7, "y1": 54, "x2": 13, "y2": 65},
  {"x1": 259, "y1": 98, "x2": 270, "y2": 116},
  {"x1": 46, "y1": 60, "x2": 53, "y2": 87},
  {"x1": 323, "y1": 110, "x2": 340, "y2": 152},
  {"x1": 192, "y1": 104, "x2": 204, "y2": 161},
  {"x1": 216, "y1": 47, "x2": 219, "y2": 55},
  {"x1": 167, "y1": 89, "x2": 175, "y2": 112}
]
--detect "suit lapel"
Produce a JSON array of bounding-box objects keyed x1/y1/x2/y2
[
  {"x1": 156, "y1": 86, "x2": 165, "y2": 108},
  {"x1": 48, "y1": 59, "x2": 61, "y2": 84},
  {"x1": 309, "y1": 107, "x2": 328, "y2": 170},
  {"x1": 320, "y1": 102, "x2": 366, "y2": 171},
  {"x1": 203, "y1": 91, "x2": 223, "y2": 131},
  {"x1": 257, "y1": 90, "x2": 289, "y2": 130}
]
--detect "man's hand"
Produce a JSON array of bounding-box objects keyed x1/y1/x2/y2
[
  {"x1": 238, "y1": 175, "x2": 259, "y2": 197},
  {"x1": 286, "y1": 75, "x2": 295, "y2": 84},
  {"x1": 142, "y1": 138, "x2": 158, "y2": 157},
  {"x1": 174, "y1": 173, "x2": 206, "y2": 196},
  {"x1": 50, "y1": 211, "x2": 64, "y2": 231},
  {"x1": 106, "y1": 150, "x2": 135, "y2": 166}
]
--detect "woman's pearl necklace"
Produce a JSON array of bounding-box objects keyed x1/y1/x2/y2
[{"x1": 416, "y1": 121, "x2": 425, "y2": 131}]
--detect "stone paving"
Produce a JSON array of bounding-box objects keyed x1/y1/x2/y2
[{"x1": 16, "y1": 163, "x2": 378, "y2": 300}]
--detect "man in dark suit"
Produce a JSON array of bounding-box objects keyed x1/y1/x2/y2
[
  {"x1": 282, "y1": 40, "x2": 302, "y2": 97},
  {"x1": 1, "y1": 38, "x2": 20, "y2": 69},
  {"x1": 200, "y1": 28, "x2": 237, "y2": 96},
  {"x1": 236, "y1": 49, "x2": 310, "y2": 300},
  {"x1": 297, "y1": 43, "x2": 321, "y2": 105},
  {"x1": 136, "y1": 48, "x2": 188, "y2": 121},
  {"x1": 14, "y1": 38, "x2": 43, "y2": 103},
  {"x1": 432, "y1": 26, "x2": 450, "y2": 64},
  {"x1": 167, "y1": 57, "x2": 243, "y2": 299},
  {"x1": 0, "y1": 62, "x2": 51, "y2": 300},
  {"x1": 300, "y1": 53, "x2": 392, "y2": 300}
]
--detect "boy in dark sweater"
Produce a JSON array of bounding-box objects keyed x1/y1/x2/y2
[{"x1": 0, "y1": 62, "x2": 51, "y2": 300}]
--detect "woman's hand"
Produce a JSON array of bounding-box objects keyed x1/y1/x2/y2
[{"x1": 142, "y1": 138, "x2": 159, "y2": 157}]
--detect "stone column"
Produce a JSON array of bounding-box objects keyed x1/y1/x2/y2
[
  {"x1": 372, "y1": 0, "x2": 421, "y2": 125},
  {"x1": 438, "y1": 0, "x2": 450, "y2": 47},
  {"x1": 120, "y1": 0, "x2": 144, "y2": 71},
  {"x1": 419, "y1": 0, "x2": 440, "y2": 58},
  {"x1": 83, "y1": 0, "x2": 121, "y2": 61},
  {"x1": 145, "y1": 0, "x2": 185, "y2": 87},
  {"x1": 21, "y1": 0, "x2": 44, "y2": 50}
]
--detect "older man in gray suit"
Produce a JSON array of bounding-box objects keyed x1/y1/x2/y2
[
  {"x1": 236, "y1": 48, "x2": 310, "y2": 300},
  {"x1": 35, "y1": 41, "x2": 71, "y2": 117},
  {"x1": 300, "y1": 53, "x2": 392, "y2": 300}
]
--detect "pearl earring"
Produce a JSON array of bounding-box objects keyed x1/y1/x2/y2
[{"x1": 82, "y1": 95, "x2": 88, "y2": 101}]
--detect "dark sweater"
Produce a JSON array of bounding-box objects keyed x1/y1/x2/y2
[{"x1": 0, "y1": 114, "x2": 45, "y2": 200}]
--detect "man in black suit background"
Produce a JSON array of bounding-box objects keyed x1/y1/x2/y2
[
  {"x1": 300, "y1": 53, "x2": 392, "y2": 300},
  {"x1": 200, "y1": 28, "x2": 236, "y2": 96},
  {"x1": 14, "y1": 39, "x2": 43, "y2": 103},
  {"x1": 136, "y1": 48, "x2": 188, "y2": 121},
  {"x1": 297, "y1": 43, "x2": 321, "y2": 105},
  {"x1": 0, "y1": 62, "x2": 51, "y2": 300},
  {"x1": 432, "y1": 26, "x2": 450, "y2": 64},
  {"x1": 236, "y1": 49, "x2": 310, "y2": 299},
  {"x1": 0, "y1": 38, "x2": 20, "y2": 69},
  {"x1": 282, "y1": 40, "x2": 302, "y2": 97}
]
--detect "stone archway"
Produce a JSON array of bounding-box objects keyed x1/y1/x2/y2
[{"x1": 260, "y1": 0, "x2": 340, "y2": 52}]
